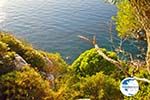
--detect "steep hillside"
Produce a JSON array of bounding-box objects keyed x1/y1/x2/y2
[{"x1": 0, "y1": 32, "x2": 67, "y2": 100}]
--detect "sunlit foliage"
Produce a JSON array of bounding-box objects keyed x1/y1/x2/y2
[
  {"x1": 0, "y1": 66, "x2": 54, "y2": 100},
  {"x1": 112, "y1": 0, "x2": 140, "y2": 37},
  {"x1": 0, "y1": 41, "x2": 16, "y2": 75},
  {"x1": 70, "y1": 48, "x2": 118, "y2": 77},
  {"x1": 0, "y1": 32, "x2": 67, "y2": 99},
  {"x1": 79, "y1": 72, "x2": 122, "y2": 100},
  {"x1": 0, "y1": 32, "x2": 67, "y2": 76},
  {"x1": 54, "y1": 72, "x2": 123, "y2": 100}
]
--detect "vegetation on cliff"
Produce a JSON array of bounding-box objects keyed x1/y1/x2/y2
[
  {"x1": 0, "y1": 32, "x2": 67, "y2": 100},
  {"x1": 0, "y1": 31, "x2": 150, "y2": 99},
  {"x1": 0, "y1": 0, "x2": 150, "y2": 99},
  {"x1": 0, "y1": 66, "x2": 54, "y2": 100}
]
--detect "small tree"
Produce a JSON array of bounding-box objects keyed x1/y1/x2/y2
[
  {"x1": 129, "y1": 0, "x2": 150, "y2": 72},
  {"x1": 110, "y1": 0, "x2": 150, "y2": 72}
]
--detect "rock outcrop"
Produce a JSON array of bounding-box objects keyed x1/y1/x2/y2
[{"x1": 14, "y1": 54, "x2": 28, "y2": 70}]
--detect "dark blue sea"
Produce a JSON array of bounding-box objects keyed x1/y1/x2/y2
[{"x1": 0, "y1": 0, "x2": 143, "y2": 63}]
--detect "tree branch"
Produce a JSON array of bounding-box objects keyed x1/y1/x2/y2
[
  {"x1": 78, "y1": 35, "x2": 150, "y2": 83},
  {"x1": 78, "y1": 35, "x2": 130, "y2": 76},
  {"x1": 133, "y1": 76, "x2": 150, "y2": 83}
]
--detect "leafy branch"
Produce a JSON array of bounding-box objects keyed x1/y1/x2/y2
[{"x1": 78, "y1": 35, "x2": 150, "y2": 83}]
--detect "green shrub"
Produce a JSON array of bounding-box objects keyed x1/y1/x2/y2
[
  {"x1": 0, "y1": 41, "x2": 16, "y2": 75},
  {"x1": 0, "y1": 66, "x2": 54, "y2": 100},
  {"x1": 0, "y1": 32, "x2": 67, "y2": 75},
  {"x1": 70, "y1": 48, "x2": 118, "y2": 77},
  {"x1": 79, "y1": 72, "x2": 122, "y2": 100},
  {"x1": 0, "y1": 41, "x2": 9, "y2": 53},
  {"x1": 55, "y1": 72, "x2": 122, "y2": 100},
  {"x1": 0, "y1": 32, "x2": 47, "y2": 69},
  {"x1": 41, "y1": 51, "x2": 68, "y2": 77}
]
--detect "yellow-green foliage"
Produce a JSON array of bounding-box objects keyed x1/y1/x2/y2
[
  {"x1": 40, "y1": 51, "x2": 67, "y2": 77},
  {"x1": 124, "y1": 70, "x2": 150, "y2": 100},
  {"x1": 0, "y1": 32, "x2": 67, "y2": 99},
  {"x1": 0, "y1": 32, "x2": 46, "y2": 69},
  {"x1": 54, "y1": 72, "x2": 122, "y2": 100},
  {"x1": 54, "y1": 49, "x2": 123, "y2": 99},
  {"x1": 70, "y1": 48, "x2": 117, "y2": 77},
  {"x1": 64, "y1": 49, "x2": 150, "y2": 100},
  {"x1": 0, "y1": 41, "x2": 9, "y2": 52},
  {"x1": 0, "y1": 66, "x2": 54, "y2": 100},
  {"x1": 79, "y1": 72, "x2": 122, "y2": 100},
  {"x1": 0, "y1": 41, "x2": 16, "y2": 75},
  {"x1": 0, "y1": 32, "x2": 67, "y2": 74},
  {"x1": 1, "y1": 32, "x2": 150, "y2": 99},
  {"x1": 112, "y1": 0, "x2": 140, "y2": 37}
]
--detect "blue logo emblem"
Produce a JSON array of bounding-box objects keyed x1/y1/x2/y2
[{"x1": 120, "y1": 77, "x2": 139, "y2": 96}]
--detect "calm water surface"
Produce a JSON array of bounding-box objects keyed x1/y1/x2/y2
[{"x1": 0, "y1": 0, "x2": 140, "y2": 63}]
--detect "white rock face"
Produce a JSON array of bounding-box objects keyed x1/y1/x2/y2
[{"x1": 14, "y1": 54, "x2": 28, "y2": 70}]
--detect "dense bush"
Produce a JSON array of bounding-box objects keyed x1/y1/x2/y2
[
  {"x1": 70, "y1": 48, "x2": 118, "y2": 77},
  {"x1": 0, "y1": 41, "x2": 9, "y2": 53},
  {"x1": 79, "y1": 72, "x2": 122, "y2": 100},
  {"x1": 0, "y1": 41, "x2": 16, "y2": 75},
  {"x1": 40, "y1": 51, "x2": 68, "y2": 77},
  {"x1": 0, "y1": 32, "x2": 48, "y2": 69},
  {"x1": 0, "y1": 66, "x2": 54, "y2": 100},
  {"x1": 54, "y1": 72, "x2": 123, "y2": 100},
  {"x1": 0, "y1": 32, "x2": 68, "y2": 99},
  {"x1": 1, "y1": 32, "x2": 150, "y2": 100},
  {"x1": 0, "y1": 32, "x2": 67, "y2": 75},
  {"x1": 54, "y1": 48, "x2": 124, "y2": 99}
]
